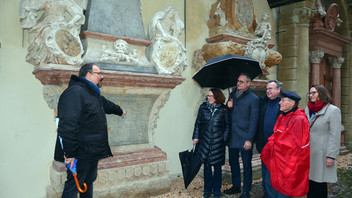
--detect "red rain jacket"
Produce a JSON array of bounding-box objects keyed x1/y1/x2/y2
[{"x1": 261, "y1": 108, "x2": 310, "y2": 197}]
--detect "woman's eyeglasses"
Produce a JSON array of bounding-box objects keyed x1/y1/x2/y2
[{"x1": 307, "y1": 91, "x2": 317, "y2": 96}]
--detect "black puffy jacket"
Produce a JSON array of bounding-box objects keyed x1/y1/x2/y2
[
  {"x1": 54, "y1": 75, "x2": 123, "y2": 162},
  {"x1": 192, "y1": 102, "x2": 230, "y2": 166}
]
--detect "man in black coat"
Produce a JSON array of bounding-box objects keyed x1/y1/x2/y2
[
  {"x1": 55, "y1": 63, "x2": 127, "y2": 198},
  {"x1": 224, "y1": 74, "x2": 259, "y2": 198},
  {"x1": 255, "y1": 80, "x2": 283, "y2": 198}
]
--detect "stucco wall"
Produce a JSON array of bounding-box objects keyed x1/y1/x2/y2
[
  {"x1": 0, "y1": 0, "x2": 277, "y2": 197},
  {"x1": 0, "y1": 0, "x2": 57, "y2": 197}
]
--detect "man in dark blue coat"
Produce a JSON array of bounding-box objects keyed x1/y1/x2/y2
[
  {"x1": 224, "y1": 73, "x2": 259, "y2": 198},
  {"x1": 55, "y1": 63, "x2": 127, "y2": 198},
  {"x1": 255, "y1": 80, "x2": 286, "y2": 198}
]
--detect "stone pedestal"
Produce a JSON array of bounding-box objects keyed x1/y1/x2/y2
[
  {"x1": 34, "y1": 64, "x2": 184, "y2": 197},
  {"x1": 46, "y1": 147, "x2": 171, "y2": 198}
]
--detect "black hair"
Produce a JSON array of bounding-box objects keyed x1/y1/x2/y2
[{"x1": 79, "y1": 63, "x2": 95, "y2": 77}]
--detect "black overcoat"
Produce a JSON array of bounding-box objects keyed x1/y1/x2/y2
[
  {"x1": 54, "y1": 75, "x2": 123, "y2": 162},
  {"x1": 192, "y1": 103, "x2": 230, "y2": 166}
]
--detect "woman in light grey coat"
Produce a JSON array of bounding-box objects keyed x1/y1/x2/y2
[{"x1": 305, "y1": 85, "x2": 341, "y2": 198}]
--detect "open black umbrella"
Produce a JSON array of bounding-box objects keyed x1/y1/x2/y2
[
  {"x1": 192, "y1": 54, "x2": 262, "y2": 89},
  {"x1": 179, "y1": 146, "x2": 202, "y2": 189}
]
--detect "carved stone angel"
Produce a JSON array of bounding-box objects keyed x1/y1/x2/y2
[{"x1": 19, "y1": 0, "x2": 85, "y2": 66}]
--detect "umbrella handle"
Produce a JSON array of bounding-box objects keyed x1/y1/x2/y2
[{"x1": 73, "y1": 173, "x2": 88, "y2": 193}]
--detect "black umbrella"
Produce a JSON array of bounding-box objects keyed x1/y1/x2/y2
[
  {"x1": 179, "y1": 146, "x2": 202, "y2": 189},
  {"x1": 192, "y1": 54, "x2": 262, "y2": 89}
]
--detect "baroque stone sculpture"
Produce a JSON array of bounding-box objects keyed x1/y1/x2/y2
[
  {"x1": 245, "y1": 13, "x2": 272, "y2": 70},
  {"x1": 245, "y1": 38, "x2": 269, "y2": 70},
  {"x1": 255, "y1": 13, "x2": 271, "y2": 40},
  {"x1": 19, "y1": 0, "x2": 85, "y2": 66},
  {"x1": 147, "y1": 6, "x2": 187, "y2": 75}
]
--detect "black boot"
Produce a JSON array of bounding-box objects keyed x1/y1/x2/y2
[{"x1": 223, "y1": 186, "x2": 241, "y2": 194}]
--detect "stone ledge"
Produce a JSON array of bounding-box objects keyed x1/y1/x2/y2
[
  {"x1": 52, "y1": 147, "x2": 168, "y2": 172},
  {"x1": 82, "y1": 31, "x2": 152, "y2": 47},
  {"x1": 206, "y1": 34, "x2": 275, "y2": 49},
  {"x1": 32, "y1": 65, "x2": 185, "y2": 88}
]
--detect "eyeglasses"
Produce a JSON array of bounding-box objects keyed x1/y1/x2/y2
[
  {"x1": 207, "y1": 95, "x2": 214, "y2": 98},
  {"x1": 91, "y1": 72, "x2": 103, "y2": 76},
  {"x1": 237, "y1": 80, "x2": 245, "y2": 84},
  {"x1": 307, "y1": 91, "x2": 317, "y2": 96}
]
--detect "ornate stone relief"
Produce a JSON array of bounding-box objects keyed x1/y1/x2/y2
[
  {"x1": 245, "y1": 38, "x2": 269, "y2": 70},
  {"x1": 235, "y1": 0, "x2": 254, "y2": 29},
  {"x1": 309, "y1": 49, "x2": 324, "y2": 63},
  {"x1": 148, "y1": 91, "x2": 170, "y2": 138},
  {"x1": 43, "y1": 85, "x2": 65, "y2": 110},
  {"x1": 147, "y1": 6, "x2": 187, "y2": 75},
  {"x1": 207, "y1": 0, "x2": 257, "y2": 39},
  {"x1": 202, "y1": 0, "x2": 282, "y2": 78},
  {"x1": 255, "y1": 13, "x2": 271, "y2": 40},
  {"x1": 19, "y1": 0, "x2": 85, "y2": 66},
  {"x1": 215, "y1": 2, "x2": 228, "y2": 27},
  {"x1": 244, "y1": 12, "x2": 272, "y2": 70},
  {"x1": 328, "y1": 57, "x2": 344, "y2": 69},
  {"x1": 99, "y1": 39, "x2": 139, "y2": 64},
  {"x1": 314, "y1": 0, "x2": 326, "y2": 17},
  {"x1": 192, "y1": 50, "x2": 206, "y2": 72},
  {"x1": 294, "y1": 6, "x2": 316, "y2": 24}
]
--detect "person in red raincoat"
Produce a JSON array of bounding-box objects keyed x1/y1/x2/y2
[{"x1": 261, "y1": 90, "x2": 310, "y2": 198}]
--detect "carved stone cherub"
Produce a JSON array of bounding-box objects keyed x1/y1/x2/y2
[{"x1": 254, "y1": 13, "x2": 271, "y2": 40}]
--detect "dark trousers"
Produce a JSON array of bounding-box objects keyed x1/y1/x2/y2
[
  {"x1": 262, "y1": 162, "x2": 289, "y2": 198},
  {"x1": 203, "y1": 164, "x2": 222, "y2": 195},
  {"x1": 62, "y1": 160, "x2": 98, "y2": 198},
  {"x1": 307, "y1": 180, "x2": 328, "y2": 198},
  {"x1": 228, "y1": 148, "x2": 252, "y2": 192}
]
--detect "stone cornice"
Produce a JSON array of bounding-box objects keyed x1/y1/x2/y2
[
  {"x1": 52, "y1": 147, "x2": 168, "y2": 172},
  {"x1": 205, "y1": 34, "x2": 275, "y2": 49},
  {"x1": 309, "y1": 28, "x2": 352, "y2": 57},
  {"x1": 32, "y1": 65, "x2": 185, "y2": 89},
  {"x1": 81, "y1": 31, "x2": 152, "y2": 47}
]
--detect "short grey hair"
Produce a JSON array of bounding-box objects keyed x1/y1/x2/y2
[
  {"x1": 239, "y1": 73, "x2": 252, "y2": 82},
  {"x1": 267, "y1": 79, "x2": 282, "y2": 89}
]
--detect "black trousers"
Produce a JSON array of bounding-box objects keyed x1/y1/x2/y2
[
  {"x1": 307, "y1": 180, "x2": 327, "y2": 198},
  {"x1": 62, "y1": 160, "x2": 98, "y2": 198}
]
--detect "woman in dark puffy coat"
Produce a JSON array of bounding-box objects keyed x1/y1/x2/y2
[{"x1": 193, "y1": 88, "x2": 230, "y2": 198}]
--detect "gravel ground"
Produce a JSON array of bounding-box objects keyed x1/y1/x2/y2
[{"x1": 149, "y1": 152, "x2": 352, "y2": 198}]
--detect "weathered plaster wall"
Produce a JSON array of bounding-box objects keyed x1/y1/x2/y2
[{"x1": 0, "y1": 0, "x2": 57, "y2": 197}]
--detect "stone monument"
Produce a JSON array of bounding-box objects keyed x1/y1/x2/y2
[{"x1": 20, "y1": 0, "x2": 186, "y2": 197}]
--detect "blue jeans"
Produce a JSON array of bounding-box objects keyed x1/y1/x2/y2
[
  {"x1": 262, "y1": 162, "x2": 289, "y2": 198},
  {"x1": 203, "y1": 164, "x2": 222, "y2": 195},
  {"x1": 62, "y1": 160, "x2": 98, "y2": 198},
  {"x1": 228, "y1": 148, "x2": 252, "y2": 192}
]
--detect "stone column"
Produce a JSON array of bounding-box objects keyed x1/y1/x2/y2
[
  {"x1": 328, "y1": 57, "x2": 344, "y2": 108},
  {"x1": 294, "y1": 7, "x2": 315, "y2": 103},
  {"x1": 309, "y1": 49, "x2": 324, "y2": 85}
]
